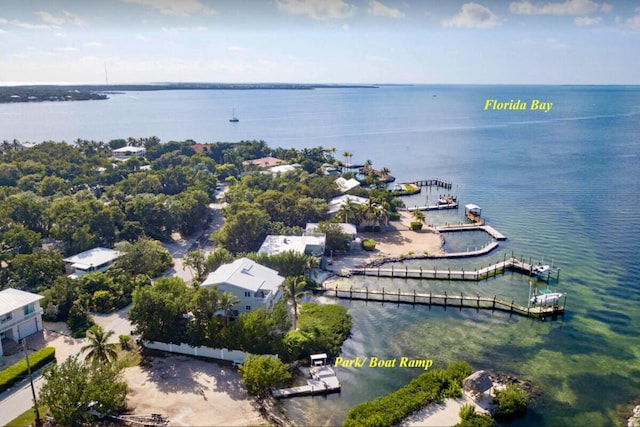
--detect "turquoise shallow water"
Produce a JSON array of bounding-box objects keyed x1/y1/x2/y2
[{"x1": 1, "y1": 85, "x2": 639, "y2": 425}]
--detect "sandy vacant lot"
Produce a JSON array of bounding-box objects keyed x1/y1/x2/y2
[{"x1": 123, "y1": 354, "x2": 267, "y2": 426}]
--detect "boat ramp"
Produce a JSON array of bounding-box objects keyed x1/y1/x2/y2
[{"x1": 272, "y1": 354, "x2": 341, "y2": 399}]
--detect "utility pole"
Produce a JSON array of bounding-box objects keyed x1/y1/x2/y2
[{"x1": 21, "y1": 339, "x2": 42, "y2": 427}]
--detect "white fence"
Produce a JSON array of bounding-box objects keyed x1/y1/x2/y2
[{"x1": 142, "y1": 340, "x2": 277, "y2": 364}]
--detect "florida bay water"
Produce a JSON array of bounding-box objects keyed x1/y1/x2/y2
[{"x1": 2, "y1": 85, "x2": 639, "y2": 426}]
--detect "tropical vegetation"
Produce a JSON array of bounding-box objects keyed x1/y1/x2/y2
[{"x1": 343, "y1": 361, "x2": 473, "y2": 427}]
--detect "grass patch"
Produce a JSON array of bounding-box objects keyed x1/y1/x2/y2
[{"x1": 5, "y1": 405, "x2": 49, "y2": 427}]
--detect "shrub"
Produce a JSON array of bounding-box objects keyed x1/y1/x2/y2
[
  {"x1": 388, "y1": 212, "x2": 401, "y2": 221},
  {"x1": 410, "y1": 222, "x2": 423, "y2": 231},
  {"x1": 0, "y1": 347, "x2": 56, "y2": 393},
  {"x1": 238, "y1": 354, "x2": 291, "y2": 398},
  {"x1": 494, "y1": 384, "x2": 528, "y2": 419},
  {"x1": 361, "y1": 238, "x2": 376, "y2": 251},
  {"x1": 119, "y1": 335, "x2": 132, "y2": 350}
]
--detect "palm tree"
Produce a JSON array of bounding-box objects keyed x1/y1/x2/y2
[
  {"x1": 283, "y1": 276, "x2": 306, "y2": 329},
  {"x1": 411, "y1": 209, "x2": 426, "y2": 224},
  {"x1": 337, "y1": 198, "x2": 361, "y2": 225},
  {"x1": 218, "y1": 291, "x2": 240, "y2": 325},
  {"x1": 342, "y1": 151, "x2": 352, "y2": 169},
  {"x1": 80, "y1": 325, "x2": 118, "y2": 365}
]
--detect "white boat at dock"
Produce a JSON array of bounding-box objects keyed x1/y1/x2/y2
[
  {"x1": 531, "y1": 291, "x2": 563, "y2": 306},
  {"x1": 532, "y1": 264, "x2": 551, "y2": 277}
]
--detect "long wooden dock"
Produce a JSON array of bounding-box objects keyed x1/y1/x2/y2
[
  {"x1": 272, "y1": 365, "x2": 341, "y2": 398},
  {"x1": 324, "y1": 286, "x2": 565, "y2": 319},
  {"x1": 349, "y1": 257, "x2": 559, "y2": 282},
  {"x1": 411, "y1": 178, "x2": 452, "y2": 189},
  {"x1": 405, "y1": 202, "x2": 459, "y2": 212},
  {"x1": 436, "y1": 224, "x2": 507, "y2": 240}
]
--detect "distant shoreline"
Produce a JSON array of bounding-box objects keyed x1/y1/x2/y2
[{"x1": 0, "y1": 83, "x2": 379, "y2": 104}]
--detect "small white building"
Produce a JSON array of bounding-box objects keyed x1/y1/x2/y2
[
  {"x1": 112, "y1": 146, "x2": 146, "y2": 161},
  {"x1": 335, "y1": 177, "x2": 360, "y2": 193},
  {"x1": 0, "y1": 289, "x2": 44, "y2": 357},
  {"x1": 201, "y1": 258, "x2": 284, "y2": 313},
  {"x1": 64, "y1": 247, "x2": 121, "y2": 279},
  {"x1": 258, "y1": 235, "x2": 326, "y2": 257},
  {"x1": 306, "y1": 223, "x2": 357, "y2": 240},
  {"x1": 328, "y1": 194, "x2": 369, "y2": 216}
]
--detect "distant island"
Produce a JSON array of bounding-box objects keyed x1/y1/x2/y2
[{"x1": 0, "y1": 82, "x2": 379, "y2": 104}]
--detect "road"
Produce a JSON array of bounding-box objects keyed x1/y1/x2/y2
[{"x1": 0, "y1": 198, "x2": 227, "y2": 426}]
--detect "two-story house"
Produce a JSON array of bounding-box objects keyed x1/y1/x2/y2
[
  {"x1": 63, "y1": 247, "x2": 121, "y2": 279},
  {"x1": 0, "y1": 288, "x2": 44, "y2": 357},
  {"x1": 200, "y1": 258, "x2": 284, "y2": 314}
]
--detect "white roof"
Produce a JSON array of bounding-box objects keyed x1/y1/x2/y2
[
  {"x1": 201, "y1": 257, "x2": 284, "y2": 293},
  {"x1": 328, "y1": 194, "x2": 369, "y2": 215},
  {"x1": 306, "y1": 223, "x2": 357, "y2": 236},
  {"x1": 268, "y1": 164, "x2": 297, "y2": 174},
  {"x1": 335, "y1": 177, "x2": 360, "y2": 193},
  {"x1": 0, "y1": 288, "x2": 44, "y2": 316},
  {"x1": 112, "y1": 146, "x2": 145, "y2": 154},
  {"x1": 63, "y1": 247, "x2": 121, "y2": 269},
  {"x1": 465, "y1": 204, "x2": 482, "y2": 210},
  {"x1": 258, "y1": 235, "x2": 326, "y2": 256}
]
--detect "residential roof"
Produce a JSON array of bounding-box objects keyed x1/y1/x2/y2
[
  {"x1": 335, "y1": 177, "x2": 360, "y2": 193},
  {"x1": 0, "y1": 288, "x2": 44, "y2": 316},
  {"x1": 306, "y1": 223, "x2": 357, "y2": 236},
  {"x1": 465, "y1": 204, "x2": 482, "y2": 211},
  {"x1": 63, "y1": 247, "x2": 121, "y2": 269},
  {"x1": 242, "y1": 156, "x2": 287, "y2": 168},
  {"x1": 328, "y1": 194, "x2": 369, "y2": 215},
  {"x1": 112, "y1": 146, "x2": 145, "y2": 154},
  {"x1": 268, "y1": 164, "x2": 298, "y2": 174},
  {"x1": 258, "y1": 235, "x2": 326, "y2": 256},
  {"x1": 201, "y1": 257, "x2": 284, "y2": 293}
]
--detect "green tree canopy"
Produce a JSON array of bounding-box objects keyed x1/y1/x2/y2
[{"x1": 238, "y1": 354, "x2": 291, "y2": 398}]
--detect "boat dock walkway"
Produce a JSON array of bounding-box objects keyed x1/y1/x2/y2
[
  {"x1": 411, "y1": 178, "x2": 453, "y2": 189},
  {"x1": 272, "y1": 365, "x2": 341, "y2": 398},
  {"x1": 436, "y1": 224, "x2": 507, "y2": 240},
  {"x1": 405, "y1": 202, "x2": 459, "y2": 212},
  {"x1": 322, "y1": 286, "x2": 565, "y2": 319},
  {"x1": 348, "y1": 257, "x2": 559, "y2": 282}
]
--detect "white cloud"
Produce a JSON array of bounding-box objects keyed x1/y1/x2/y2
[
  {"x1": 5, "y1": 19, "x2": 60, "y2": 30},
  {"x1": 119, "y1": 0, "x2": 216, "y2": 16},
  {"x1": 84, "y1": 42, "x2": 104, "y2": 48},
  {"x1": 275, "y1": 0, "x2": 357, "y2": 20},
  {"x1": 35, "y1": 11, "x2": 65, "y2": 26},
  {"x1": 368, "y1": 1, "x2": 405, "y2": 19},
  {"x1": 442, "y1": 2, "x2": 501, "y2": 29},
  {"x1": 574, "y1": 15, "x2": 600, "y2": 25},
  {"x1": 227, "y1": 46, "x2": 245, "y2": 52},
  {"x1": 135, "y1": 34, "x2": 149, "y2": 41},
  {"x1": 35, "y1": 10, "x2": 86, "y2": 26},
  {"x1": 510, "y1": 0, "x2": 599, "y2": 15},
  {"x1": 600, "y1": 2, "x2": 612, "y2": 13},
  {"x1": 628, "y1": 8, "x2": 640, "y2": 30},
  {"x1": 58, "y1": 46, "x2": 78, "y2": 52}
]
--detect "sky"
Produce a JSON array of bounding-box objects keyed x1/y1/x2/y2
[{"x1": 1, "y1": 0, "x2": 639, "y2": 85}]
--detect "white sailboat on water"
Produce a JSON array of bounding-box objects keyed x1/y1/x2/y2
[{"x1": 229, "y1": 108, "x2": 239, "y2": 122}]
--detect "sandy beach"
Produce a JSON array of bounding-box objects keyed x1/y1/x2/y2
[
  {"x1": 123, "y1": 355, "x2": 268, "y2": 426},
  {"x1": 401, "y1": 392, "x2": 494, "y2": 426}
]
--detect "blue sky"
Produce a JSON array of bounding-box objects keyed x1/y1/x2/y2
[{"x1": 1, "y1": 0, "x2": 639, "y2": 84}]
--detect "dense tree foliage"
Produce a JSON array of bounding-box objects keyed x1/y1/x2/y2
[
  {"x1": 493, "y1": 384, "x2": 528, "y2": 419},
  {"x1": 344, "y1": 361, "x2": 474, "y2": 427},
  {"x1": 238, "y1": 354, "x2": 291, "y2": 398},
  {"x1": 39, "y1": 356, "x2": 127, "y2": 427}
]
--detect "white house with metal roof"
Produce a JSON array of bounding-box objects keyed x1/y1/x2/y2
[
  {"x1": 112, "y1": 146, "x2": 146, "y2": 160},
  {"x1": 64, "y1": 247, "x2": 121, "y2": 279},
  {"x1": 0, "y1": 288, "x2": 44, "y2": 357},
  {"x1": 200, "y1": 258, "x2": 284, "y2": 314},
  {"x1": 328, "y1": 194, "x2": 369, "y2": 216}
]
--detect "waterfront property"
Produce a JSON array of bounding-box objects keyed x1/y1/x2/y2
[
  {"x1": 328, "y1": 194, "x2": 369, "y2": 216},
  {"x1": 335, "y1": 177, "x2": 360, "y2": 193},
  {"x1": 201, "y1": 258, "x2": 284, "y2": 313},
  {"x1": 63, "y1": 247, "x2": 121, "y2": 279},
  {"x1": 0, "y1": 288, "x2": 44, "y2": 357}
]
